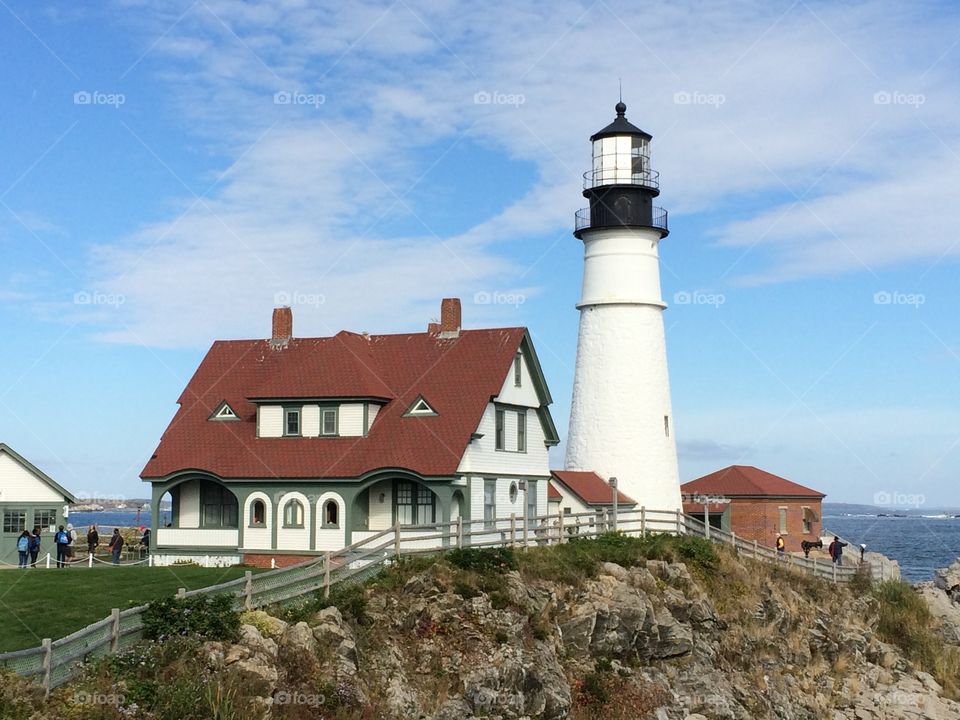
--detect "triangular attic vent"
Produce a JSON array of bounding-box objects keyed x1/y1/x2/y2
[
  {"x1": 405, "y1": 396, "x2": 437, "y2": 416},
  {"x1": 210, "y1": 401, "x2": 239, "y2": 421}
]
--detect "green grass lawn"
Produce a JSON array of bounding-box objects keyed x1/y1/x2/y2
[{"x1": 0, "y1": 565, "x2": 256, "y2": 652}]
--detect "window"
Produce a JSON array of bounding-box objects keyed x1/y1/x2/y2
[
  {"x1": 484, "y1": 479, "x2": 496, "y2": 528},
  {"x1": 249, "y1": 499, "x2": 266, "y2": 527},
  {"x1": 284, "y1": 408, "x2": 301, "y2": 436},
  {"x1": 406, "y1": 396, "x2": 436, "y2": 416},
  {"x1": 202, "y1": 484, "x2": 238, "y2": 528},
  {"x1": 321, "y1": 408, "x2": 337, "y2": 436},
  {"x1": 283, "y1": 500, "x2": 305, "y2": 528},
  {"x1": 664, "y1": 415, "x2": 670, "y2": 437},
  {"x1": 778, "y1": 507, "x2": 788, "y2": 534},
  {"x1": 34, "y1": 509, "x2": 56, "y2": 530},
  {"x1": 802, "y1": 507, "x2": 814, "y2": 534},
  {"x1": 211, "y1": 402, "x2": 238, "y2": 421},
  {"x1": 517, "y1": 410, "x2": 526, "y2": 452},
  {"x1": 3, "y1": 511, "x2": 25, "y2": 534},
  {"x1": 514, "y1": 354, "x2": 522, "y2": 387},
  {"x1": 395, "y1": 482, "x2": 435, "y2": 526},
  {"x1": 527, "y1": 482, "x2": 537, "y2": 524},
  {"x1": 323, "y1": 500, "x2": 339, "y2": 528},
  {"x1": 509, "y1": 481, "x2": 518, "y2": 504},
  {"x1": 495, "y1": 409, "x2": 505, "y2": 450}
]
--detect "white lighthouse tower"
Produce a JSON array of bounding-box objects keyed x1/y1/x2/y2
[{"x1": 564, "y1": 101, "x2": 682, "y2": 513}]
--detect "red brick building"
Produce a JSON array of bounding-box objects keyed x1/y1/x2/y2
[{"x1": 681, "y1": 465, "x2": 825, "y2": 552}]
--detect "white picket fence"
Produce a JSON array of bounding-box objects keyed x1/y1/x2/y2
[{"x1": 0, "y1": 506, "x2": 863, "y2": 693}]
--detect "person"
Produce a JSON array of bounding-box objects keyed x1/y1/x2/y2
[
  {"x1": 828, "y1": 536, "x2": 848, "y2": 566},
  {"x1": 87, "y1": 525, "x2": 100, "y2": 555},
  {"x1": 54, "y1": 525, "x2": 70, "y2": 568},
  {"x1": 16, "y1": 531, "x2": 30, "y2": 568},
  {"x1": 860, "y1": 543, "x2": 866, "y2": 563},
  {"x1": 108, "y1": 528, "x2": 124, "y2": 565},
  {"x1": 29, "y1": 526, "x2": 41, "y2": 567},
  {"x1": 66, "y1": 523, "x2": 77, "y2": 561},
  {"x1": 138, "y1": 527, "x2": 151, "y2": 555},
  {"x1": 776, "y1": 535, "x2": 786, "y2": 557}
]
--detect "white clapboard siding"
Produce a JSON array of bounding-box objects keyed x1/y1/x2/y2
[
  {"x1": 302, "y1": 405, "x2": 320, "y2": 437},
  {"x1": 0, "y1": 454, "x2": 64, "y2": 503},
  {"x1": 494, "y1": 352, "x2": 540, "y2": 407},
  {"x1": 241, "y1": 492, "x2": 273, "y2": 550},
  {"x1": 156, "y1": 528, "x2": 238, "y2": 547},
  {"x1": 340, "y1": 404, "x2": 365, "y2": 437},
  {"x1": 276, "y1": 492, "x2": 311, "y2": 551},
  {"x1": 315, "y1": 493, "x2": 346, "y2": 551},
  {"x1": 457, "y1": 404, "x2": 550, "y2": 476},
  {"x1": 178, "y1": 481, "x2": 201, "y2": 528},
  {"x1": 258, "y1": 405, "x2": 283, "y2": 438},
  {"x1": 367, "y1": 479, "x2": 393, "y2": 530}
]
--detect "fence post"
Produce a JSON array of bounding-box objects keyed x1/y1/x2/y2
[
  {"x1": 323, "y1": 552, "x2": 331, "y2": 599},
  {"x1": 557, "y1": 511, "x2": 565, "y2": 544},
  {"x1": 88, "y1": 552, "x2": 93, "y2": 568},
  {"x1": 394, "y1": 523, "x2": 401, "y2": 559},
  {"x1": 832, "y1": 563, "x2": 838, "y2": 584},
  {"x1": 640, "y1": 506, "x2": 646, "y2": 535},
  {"x1": 675, "y1": 509, "x2": 682, "y2": 535},
  {"x1": 704, "y1": 506, "x2": 710, "y2": 540},
  {"x1": 41, "y1": 638, "x2": 51, "y2": 698},
  {"x1": 753, "y1": 538, "x2": 758, "y2": 559},
  {"x1": 731, "y1": 531, "x2": 737, "y2": 552},
  {"x1": 244, "y1": 570, "x2": 253, "y2": 610},
  {"x1": 110, "y1": 608, "x2": 121, "y2": 653},
  {"x1": 177, "y1": 587, "x2": 186, "y2": 599},
  {"x1": 510, "y1": 514, "x2": 516, "y2": 548},
  {"x1": 45, "y1": 552, "x2": 50, "y2": 569},
  {"x1": 523, "y1": 513, "x2": 529, "y2": 550},
  {"x1": 813, "y1": 557, "x2": 818, "y2": 578},
  {"x1": 456, "y1": 516, "x2": 463, "y2": 548}
]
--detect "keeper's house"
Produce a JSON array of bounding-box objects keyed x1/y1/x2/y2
[
  {"x1": 141, "y1": 299, "x2": 560, "y2": 567},
  {"x1": 0, "y1": 444, "x2": 76, "y2": 565},
  {"x1": 681, "y1": 465, "x2": 825, "y2": 553}
]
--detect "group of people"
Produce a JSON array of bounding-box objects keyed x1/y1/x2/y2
[
  {"x1": 775, "y1": 533, "x2": 865, "y2": 566},
  {"x1": 15, "y1": 524, "x2": 150, "y2": 568}
]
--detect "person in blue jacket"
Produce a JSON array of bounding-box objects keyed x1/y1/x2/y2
[
  {"x1": 16, "y1": 531, "x2": 30, "y2": 568},
  {"x1": 29, "y1": 526, "x2": 41, "y2": 567},
  {"x1": 828, "y1": 536, "x2": 848, "y2": 566},
  {"x1": 54, "y1": 525, "x2": 70, "y2": 568}
]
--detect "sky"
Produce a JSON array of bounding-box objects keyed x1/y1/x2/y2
[{"x1": 0, "y1": 0, "x2": 958, "y2": 508}]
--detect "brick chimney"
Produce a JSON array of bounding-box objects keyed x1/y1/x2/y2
[
  {"x1": 271, "y1": 307, "x2": 293, "y2": 347},
  {"x1": 438, "y1": 298, "x2": 461, "y2": 338}
]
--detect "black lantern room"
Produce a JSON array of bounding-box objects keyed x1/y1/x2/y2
[{"x1": 574, "y1": 102, "x2": 668, "y2": 239}]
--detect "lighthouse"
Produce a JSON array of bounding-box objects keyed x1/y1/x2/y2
[{"x1": 564, "y1": 101, "x2": 683, "y2": 513}]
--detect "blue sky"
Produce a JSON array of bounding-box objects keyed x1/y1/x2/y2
[{"x1": 1, "y1": 0, "x2": 959, "y2": 507}]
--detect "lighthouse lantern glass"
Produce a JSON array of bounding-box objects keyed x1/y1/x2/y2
[{"x1": 591, "y1": 135, "x2": 650, "y2": 187}]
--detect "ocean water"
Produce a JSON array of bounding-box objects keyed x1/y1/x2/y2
[
  {"x1": 67, "y1": 510, "x2": 158, "y2": 532},
  {"x1": 824, "y1": 515, "x2": 960, "y2": 583}
]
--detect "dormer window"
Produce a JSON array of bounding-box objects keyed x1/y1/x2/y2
[
  {"x1": 284, "y1": 408, "x2": 301, "y2": 436},
  {"x1": 404, "y1": 396, "x2": 437, "y2": 416},
  {"x1": 210, "y1": 401, "x2": 239, "y2": 421},
  {"x1": 321, "y1": 408, "x2": 338, "y2": 436},
  {"x1": 514, "y1": 354, "x2": 522, "y2": 387}
]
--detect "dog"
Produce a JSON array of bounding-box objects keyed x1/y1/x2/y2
[{"x1": 800, "y1": 539, "x2": 823, "y2": 558}]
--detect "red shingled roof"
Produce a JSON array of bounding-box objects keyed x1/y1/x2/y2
[
  {"x1": 681, "y1": 466, "x2": 825, "y2": 499},
  {"x1": 550, "y1": 470, "x2": 636, "y2": 505},
  {"x1": 142, "y1": 328, "x2": 529, "y2": 480},
  {"x1": 547, "y1": 482, "x2": 563, "y2": 501}
]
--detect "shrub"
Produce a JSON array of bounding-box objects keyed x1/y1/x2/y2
[
  {"x1": 446, "y1": 547, "x2": 517, "y2": 574},
  {"x1": 315, "y1": 581, "x2": 368, "y2": 623},
  {"x1": 142, "y1": 594, "x2": 240, "y2": 642}
]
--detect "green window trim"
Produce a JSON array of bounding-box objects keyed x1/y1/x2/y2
[
  {"x1": 321, "y1": 407, "x2": 339, "y2": 436},
  {"x1": 393, "y1": 480, "x2": 436, "y2": 526},
  {"x1": 321, "y1": 499, "x2": 340, "y2": 528},
  {"x1": 284, "y1": 407, "x2": 302, "y2": 437},
  {"x1": 495, "y1": 409, "x2": 505, "y2": 450},
  {"x1": 248, "y1": 499, "x2": 267, "y2": 528},
  {"x1": 517, "y1": 409, "x2": 527, "y2": 453},
  {"x1": 3, "y1": 510, "x2": 26, "y2": 534},
  {"x1": 282, "y1": 500, "x2": 305, "y2": 528}
]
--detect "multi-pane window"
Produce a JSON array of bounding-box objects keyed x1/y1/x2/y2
[
  {"x1": 484, "y1": 479, "x2": 497, "y2": 528},
  {"x1": 321, "y1": 408, "x2": 337, "y2": 436},
  {"x1": 802, "y1": 507, "x2": 812, "y2": 534},
  {"x1": 495, "y1": 409, "x2": 505, "y2": 450},
  {"x1": 778, "y1": 507, "x2": 788, "y2": 534},
  {"x1": 34, "y1": 509, "x2": 56, "y2": 530},
  {"x1": 323, "y1": 500, "x2": 339, "y2": 527},
  {"x1": 527, "y1": 482, "x2": 537, "y2": 524},
  {"x1": 514, "y1": 354, "x2": 522, "y2": 387},
  {"x1": 3, "y1": 511, "x2": 25, "y2": 534},
  {"x1": 284, "y1": 500, "x2": 305, "y2": 527},
  {"x1": 202, "y1": 484, "x2": 238, "y2": 528},
  {"x1": 284, "y1": 408, "x2": 301, "y2": 436},
  {"x1": 395, "y1": 482, "x2": 434, "y2": 526},
  {"x1": 517, "y1": 410, "x2": 526, "y2": 452}
]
